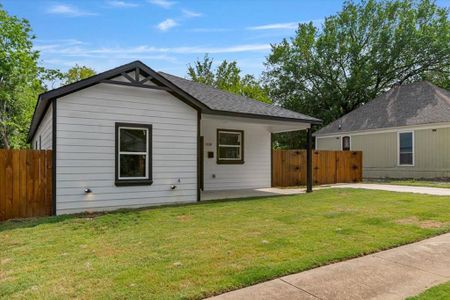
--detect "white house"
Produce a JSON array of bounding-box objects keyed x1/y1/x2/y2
[{"x1": 28, "y1": 61, "x2": 321, "y2": 215}]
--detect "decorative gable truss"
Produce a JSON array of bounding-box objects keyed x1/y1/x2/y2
[{"x1": 102, "y1": 66, "x2": 172, "y2": 92}]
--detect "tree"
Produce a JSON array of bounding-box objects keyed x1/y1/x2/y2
[
  {"x1": 0, "y1": 5, "x2": 40, "y2": 149},
  {"x1": 62, "y1": 65, "x2": 96, "y2": 85},
  {"x1": 264, "y1": 0, "x2": 450, "y2": 147},
  {"x1": 188, "y1": 55, "x2": 271, "y2": 103}
]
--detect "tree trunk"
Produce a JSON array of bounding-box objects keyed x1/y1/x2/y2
[{"x1": 1, "y1": 127, "x2": 10, "y2": 149}]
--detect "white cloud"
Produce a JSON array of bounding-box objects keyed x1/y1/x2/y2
[
  {"x1": 247, "y1": 19, "x2": 324, "y2": 31},
  {"x1": 36, "y1": 42, "x2": 271, "y2": 57},
  {"x1": 182, "y1": 9, "x2": 202, "y2": 18},
  {"x1": 148, "y1": 0, "x2": 176, "y2": 9},
  {"x1": 47, "y1": 4, "x2": 97, "y2": 17},
  {"x1": 156, "y1": 18, "x2": 178, "y2": 31},
  {"x1": 106, "y1": 1, "x2": 139, "y2": 8},
  {"x1": 246, "y1": 22, "x2": 298, "y2": 31}
]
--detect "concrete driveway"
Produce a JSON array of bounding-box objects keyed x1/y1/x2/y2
[
  {"x1": 208, "y1": 233, "x2": 450, "y2": 300},
  {"x1": 328, "y1": 183, "x2": 450, "y2": 196}
]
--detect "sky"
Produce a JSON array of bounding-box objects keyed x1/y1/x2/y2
[{"x1": 2, "y1": 0, "x2": 449, "y2": 78}]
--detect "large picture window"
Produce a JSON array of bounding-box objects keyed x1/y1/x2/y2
[
  {"x1": 217, "y1": 129, "x2": 244, "y2": 164},
  {"x1": 398, "y1": 131, "x2": 414, "y2": 166},
  {"x1": 115, "y1": 123, "x2": 152, "y2": 186}
]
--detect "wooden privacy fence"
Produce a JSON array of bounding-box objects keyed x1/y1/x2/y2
[
  {"x1": 0, "y1": 150, "x2": 52, "y2": 221},
  {"x1": 272, "y1": 150, "x2": 362, "y2": 187}
]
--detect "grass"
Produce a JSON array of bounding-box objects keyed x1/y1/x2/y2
[
  {"x1": 408, "y1": 282, "x2": 450, "y2": 299},
  {"x1": 366, "y1": 179, "x2": 450, "y2": 189},
  {"x1": 1, "y1": 189, "x2": 450, "y2": 299}
]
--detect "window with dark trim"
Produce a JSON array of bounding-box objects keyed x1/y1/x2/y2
[
  {"x1": 342, "y1": 136, "x2": 350, "y2": 151},
  {"x1": 39, "y1": 136, "x2": 42, "y2": 150},
  {"x1": 115, "y1": 122, "x2": 153, "y2": 186},
  {"x1": 217, "y1": 129, "x2": 244, "y2": 164}
]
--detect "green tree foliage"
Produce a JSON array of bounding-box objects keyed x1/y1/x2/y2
[
  {"x1": 188, "y1": 55, "x2": 271, "y2": 103},
  {"x1": 62, "y1": 65, "x2": 96, "y2": 85},
  {"x1": 0, "y1": 5, "x2": 40, "y2": 149},
  {"x1": 265, "y1": 0, "x2": 450, "y2": 148}
]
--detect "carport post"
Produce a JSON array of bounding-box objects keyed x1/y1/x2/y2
[{"x1": 306, "y1": 127, "x2": 313, "y2": 193}]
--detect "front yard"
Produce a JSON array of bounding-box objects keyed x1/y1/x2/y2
[{"x1": 1, "y1": 189, "x2": 450, "y2": 299}]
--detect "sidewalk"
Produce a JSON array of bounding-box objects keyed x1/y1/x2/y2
[
  {"x1": 208, "y1": 233, "x2": 450, "y2": 300},
  {"x1": 328, "y1": 183, "x2": 450, "y2": 196}
]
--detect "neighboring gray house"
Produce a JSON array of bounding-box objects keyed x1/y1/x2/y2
[
  {"x1": 29, "y1": 61, "x2": 320, "y2": 215},
  {"x1": 315, "y1": 81, "x2": 450, "y2": 179}
]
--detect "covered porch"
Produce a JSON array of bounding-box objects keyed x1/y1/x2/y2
[{"x1": 199, "y1": 113, "x2": 315, "y2": 199}]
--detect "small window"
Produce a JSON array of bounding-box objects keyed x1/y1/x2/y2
[
  {"x1": 115, "y1": 123, "x2": 152, "y2": 186},
  {"x1": 342, "y1": 136, "x2": 351, "y2": 151},
  {"x1": 398, "y1": 132, "x2": 414, "y2": 166},
  {"x1": 39, "y1": 136, "x2": 42, "y2": 150},
  {"x1": 35, "y1": 141, "x2": 38, "y2": 150},
  {"x1": 217, "y1": 129, "x2": 244, "y2": 164}
]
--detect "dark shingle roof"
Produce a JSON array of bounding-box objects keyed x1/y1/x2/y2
[
  {"x1": 158, "y1": 72, "x2": 321, "y2": 123},
  {"x1": 315, "y1": 81, "x2": 450, "y2": 136}
]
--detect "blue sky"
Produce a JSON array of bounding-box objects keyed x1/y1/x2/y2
[{"x1": 2, "y1": 0, "x2": 449, "y2": 77}]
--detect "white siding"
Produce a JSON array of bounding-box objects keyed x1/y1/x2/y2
[
  {"x1": 32, "y1": 105, "x2": 52, "y2": 150},
  {"x1": 202, "y1": 118, "x2": 271, "y2": 190},
  {"x1": 56, "y1": 83, "x2": 198, "y2": 215}
]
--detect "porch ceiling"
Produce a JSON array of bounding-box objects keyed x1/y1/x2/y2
[{"x1": 202, "y1": 113, "x2": 311, "y2": 133}]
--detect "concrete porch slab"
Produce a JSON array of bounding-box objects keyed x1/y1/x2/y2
[{"x1": 201, "y1": 188, "x2": 305, "y2": 201}]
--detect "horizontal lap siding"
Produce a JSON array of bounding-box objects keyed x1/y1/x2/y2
[
  {"x1": 56, "y1": 84, "x2": 197, "y2": 215},
  {"x1": 32, "y1": 105, "x2": 52, "y2": 150},
  {"x1": 202, "y1": 118, "x2": 271, "y2": 190},
  {"x1": 317, "y1": 125, "x2": 450, "y2": 179},
  {"x1": 316, "y1": 136, "x2": 340, "y2": 151}
]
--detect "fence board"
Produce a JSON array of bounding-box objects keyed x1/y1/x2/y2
[
  {"x1": 0, "y1": 150, "x2": 52, "y2": 221},
  {"x1": 272, "y1": 150, "x2": 362, "y2": 187}
]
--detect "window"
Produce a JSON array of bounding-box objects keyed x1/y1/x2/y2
[
  {"x1": 39, "y1": 136, "x2": 42, "y2": 150},
  {"x1": 342, "y1": 136, "x2": 351, "y2": 151},
  {"x1": 398, "y1": 131, "x2": 414, "y2": 166},
  {"x1": 115, "y1": 123, "x2": 152, "y2": 186},
  {"x1": 217, "y1": 129, "x2": 244, "y2": 164}
]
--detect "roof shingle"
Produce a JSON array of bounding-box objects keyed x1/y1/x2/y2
[
  {"x1": 315, "y1": 81, "x2": 450, "y2": 135},
  {"x1": 158, "y1": 72, "x2": 321, "y2": 123}
]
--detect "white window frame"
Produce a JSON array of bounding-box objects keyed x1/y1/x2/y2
[
  {"x1": 397, "y1": 131, "x2": 414, "y2": 167},
  {"x1": 217, "y1": 130, "x2": 243, "y2": 163},
  {"x1": 118, "y1": 126, "x2": 150, "y2": 180},
  {"x1": 341, "y1": 135, "x2": 351, "y2": 151}
]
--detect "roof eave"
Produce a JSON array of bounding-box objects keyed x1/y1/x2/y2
[{"x1": 204, "y1": 109, "x2": 322, "y2": 124}]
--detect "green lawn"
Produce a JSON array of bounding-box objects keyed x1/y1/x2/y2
[
  {"x1": 408, "y1": 282, "x2": 450, "y2": 299},
  {"x1": 1, "y1": 189, "x2": 450, "y2": 299},
  {"x1": 366, "y1": 179, "x2": 450, "y2": 189}
]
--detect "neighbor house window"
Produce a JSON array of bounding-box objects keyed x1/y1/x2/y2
[
  {"x1": 342, "y1": 136, "x2": 351, "y2": 151},
  {"x1": 217, "y1": 129, "x2": 244, "y2": 164},
  {"x1": 398, "y1": 131, "x2": 414, "y2": 166},
  {"x1": 115, "y1": 123, "x2": 152, "y2": 186}
]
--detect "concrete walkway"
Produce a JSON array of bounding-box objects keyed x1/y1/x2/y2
[
  {"x1": 327, "y1": 183, "x2": 450, "y2": 196},
  {"x1": 208, "y1": 233, "x2": 450, "y2": 300}
]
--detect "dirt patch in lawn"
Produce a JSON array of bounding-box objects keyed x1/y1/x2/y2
[
  {"x1": 176, "y1": 214, "x2": 192, "y2": 222},
  {"x1": 395, "y1": 217, "x2": 447, "y2": 229}
]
